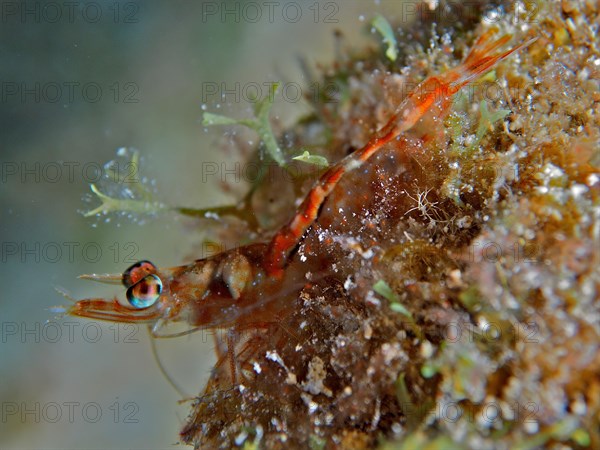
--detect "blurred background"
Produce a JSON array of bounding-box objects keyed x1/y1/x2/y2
[{"x1": 0, "y1": 1, "x2": 404, "y2": 448}]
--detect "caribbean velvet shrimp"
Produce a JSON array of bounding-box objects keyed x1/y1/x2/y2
[{"x1": 66, "y1": 30, "x2": 534, "y2": 380}]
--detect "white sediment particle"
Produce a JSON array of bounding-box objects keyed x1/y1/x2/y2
[
  {"x1": 577, "y1": 67, "x2": 590, "y2": 81},
  {"x1": 572, "y1": 395, "x2": 587, "y2": 415},
  {"x1": 204, "y1": 211, "x2": 220, "y2": 219},
  {"x1": 362, "y1": 248, "x2": 374, "y2": 259},
  {"x1": 524, "y1": 420, "x2": 539, "y2": 434},
  {"x1": 286, "y1": 372, "x2": 297, "y2": 385},
  {"x1": 447, "y1": 269, "x2": 463, "y2": 289},
  {"x1": 420, "y1": 340, "x2": 434, "y2": 359},
  {"x1": 370, "y1": 398, "x2": 381, "y2": 431},
  {"x1": 426, "y1": 0, "x2": 438, "y2": 10},
  {"x1": 365, "y1": 290, "x2": 381, "y2": 306},
  {"x1": 301, "y1": 393, "x2": 319, "y2": 414},
  {"x1": 253, "y1": 362, "x2": 262, "y2": 374},
  {"x1": 364, "y1": 322, "x2": 373, "y2": 339},
  {"x1": 266, "y1": 350, "x2": 286, "y2": 369},
  {"x1": 570, "y1": 183, "x2": 587, "y2": 198},
  {"x1": 302, "y1": 356, "x2": 332, "y2": 397},
  {"x1": 500, "y1": 401, "x2": 515, "y2": 420},
  {"x1": 558, "y1": 278, "x2": 571, "y2": 290},
  {"x1": 234, "y1": 430, "x2": 248, "y2": 446},
  {"x1": 381, "y1": 342, "x2": 405, "y2": 366},
  {"x1": 542, "y1": 162, "x2": 564, "y2": 179},
  {"x1": 343, "y1": 275, "x2": 356, "y2": 290}
]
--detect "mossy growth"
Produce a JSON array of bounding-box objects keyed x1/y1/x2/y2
[
  {"x1": 88, "y1": 0, "x2": 600, "y2": 448},
  {"x1": 175, "y1": 1, "x2": 600, "y2": 448}
]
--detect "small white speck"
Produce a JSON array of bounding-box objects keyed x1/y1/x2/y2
[
  {"x1": 365, "y1": 291, "x2": 381, "y2": 306},
  {"x1": 286, "y1": 372, "x2": 297, "y2": 385},
  {"x1": 542, "y1": 163, "x2": 564, "y2": 179},
  {"x1": 586, "y1": 173, "x2": 599, "y2": 186},
  {"x1": 577, "y1": 67, "x2": 590, "y2": 81},
  {"x1": 420, "y1": 340, "x2": 434, "y2": 358},
  {"x1": 570, "y1": 184, "x2": 587, "y2": 198},
  {"x1": 234, "y1": 430, "x2": 248, "y2": 446},
  {"x1": 524, "y1": 420, "x2": 539, "y2": 434},
  {"x1": 426, "y1": 0, "x2": 439, "y2": 10},
  {"x1": 266, "y1": 350, "x2": 281, "y2": 363},
  {"x1": 343, "y1": 276, "x2": 356, "y2": 291},
  {"x1": 572, "y1": 395, "x2": 587, "y2": 415},
  {"x1": 204, "y1": 211, "x2": 220, "y2": 220}
]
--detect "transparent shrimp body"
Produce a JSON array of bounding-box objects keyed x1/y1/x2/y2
[{"x1": 67, "y1": 29, "x2": 534, "y2": 363}]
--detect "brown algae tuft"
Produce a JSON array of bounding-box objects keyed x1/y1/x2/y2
[{"x1": 182, "y1": 2, "x2": 599, "y2": 448}]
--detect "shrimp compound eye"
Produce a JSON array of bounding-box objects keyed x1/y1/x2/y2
[
  {"x1": 122, "y1": 260, "x2": 157, "y2": 288},
  {"x1": 126, "y1": 274, "x2": 163, "y2": 309}
]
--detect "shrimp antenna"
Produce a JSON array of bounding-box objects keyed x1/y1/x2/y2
[
  {"x1": 147, "y1": 325, "x2": 193, "y2": 401},
  {"x1": 49, "y1": 286, "x2": 77, "y2": 317},
  {"x1": 54, "y1": 286, "x2": 77, "y2": 303},
  {"x1": 78, "y1": 272, "x2": 123, "y2": 284}
]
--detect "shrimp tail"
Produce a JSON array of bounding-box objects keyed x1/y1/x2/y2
[{"x1": 448, "y1": 31, "x2": 538, "y2": 92}]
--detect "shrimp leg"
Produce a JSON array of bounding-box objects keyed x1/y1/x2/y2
[{"x1": 264, "y1": 32, "x2": 535, "y2": 277}]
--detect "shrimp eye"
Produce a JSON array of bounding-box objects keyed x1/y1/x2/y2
[
  {"x1": 122, "y1": 260, "x2": 157, "y2": 288},
  {"x1": 126, "y1": 274, "x2": 162, "y2": 309}
]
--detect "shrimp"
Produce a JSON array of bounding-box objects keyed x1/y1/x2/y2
[{"x1": 66, "y1": 30, "x2": 533, "y2": 381}]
